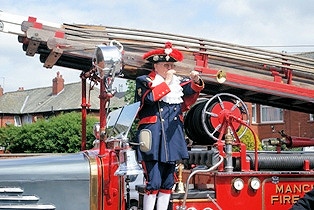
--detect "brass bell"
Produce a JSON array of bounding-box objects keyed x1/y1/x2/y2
[{"x1": 174, "y1": 163, "x2": 185, "y2": 193}]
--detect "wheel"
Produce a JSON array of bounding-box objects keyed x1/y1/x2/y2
[{"x1": 201, "y1": 93, "x2": 249, "y2": 142}]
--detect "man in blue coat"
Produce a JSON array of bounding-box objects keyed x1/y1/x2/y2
[
  {"x1": 290, "y1": 189, "x2": 314, "y2": 210},
  {"x1": 135, "y1": 42, "x2": 204, "y2": 210}
]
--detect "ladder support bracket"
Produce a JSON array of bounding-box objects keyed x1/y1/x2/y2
[{"x1": 43, "y1": 47, "x2": 63, "y2": 68}]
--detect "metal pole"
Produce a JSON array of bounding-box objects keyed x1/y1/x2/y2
[
  {"x1": 81, "y1": 78, "x2": 87, "y2": 151},
  {"x1": 99, "y1": 77, "x2": 108, "y2": 155}
]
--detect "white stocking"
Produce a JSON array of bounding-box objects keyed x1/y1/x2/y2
[
  {"x1": 143, "y1": 193, "x2": 157, "y2": 210},
  {"x1": 156, "y1": 192, "x2": 171, "y2": 210}
]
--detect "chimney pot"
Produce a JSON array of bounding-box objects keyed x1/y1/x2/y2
[{"x1": 52, "y1": 71, "x2": 64, "y2": 95}]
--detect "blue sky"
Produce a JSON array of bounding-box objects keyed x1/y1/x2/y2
[{"x1": 1, "y1": 0, "x2": 314, "y2": 92}]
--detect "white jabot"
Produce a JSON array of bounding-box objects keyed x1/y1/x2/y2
[{"x1": 151, "y1": 74, "x2": 183, "y2": 104}]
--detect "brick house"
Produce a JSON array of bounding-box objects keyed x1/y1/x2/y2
[
  {"x1": 0, "y1": 72, "x2": 126, "y2": 127},
  {"x1": 247, "y1": 103, "x2": 314, "y2": 144}
]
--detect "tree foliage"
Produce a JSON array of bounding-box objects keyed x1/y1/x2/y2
[
  {"x1": 0, "y1": 112, "x2": 98, "y2": 153},
  {"x1": 239, "y1": 126, "x2": 262, "y2": 151},
  {"x1": 124, "y1": 79, "x2": 136, "y2": 104},
  {"x1": 0, "y1": 80, "x2": 136, "y2": 154},
  {"x1": 124, "y1": 79, "x2": 139, "y2": 141}
]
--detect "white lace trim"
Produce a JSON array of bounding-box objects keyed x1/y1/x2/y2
[
  {"x1": 151, "y1": 74, "x2": 183, "y2": 104},
  {"x1": 151, "y1": 74, "x2": 164, "y2": 87}
]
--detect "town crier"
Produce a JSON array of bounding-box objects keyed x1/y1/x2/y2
[{"x1": 135, "y1": 42, "x2": 204, "y2": 210}]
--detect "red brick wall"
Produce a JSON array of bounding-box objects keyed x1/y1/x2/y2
[
  {"x1": 247, "y1": 103, "x2": 313, "y2": 141},
  {"x1": 0, "y1": 115, "x2": 14, "y2": 127}
]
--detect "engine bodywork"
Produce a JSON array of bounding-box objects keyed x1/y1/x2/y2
[{"x1": 0, "y1": 153, "x2": 91, "y2": 209}]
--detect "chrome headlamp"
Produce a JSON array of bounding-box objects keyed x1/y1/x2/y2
[{"x1": 92, "y1": 40, "x2": 123, "y2": 79}]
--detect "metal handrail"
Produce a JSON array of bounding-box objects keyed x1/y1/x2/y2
[{"x1": 178, "y1": 155, "x2": 224, "y2": 210}]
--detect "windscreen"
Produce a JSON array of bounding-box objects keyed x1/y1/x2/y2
[{"x1": 106, "y1": 101, "x2": 140, "y2": 139}]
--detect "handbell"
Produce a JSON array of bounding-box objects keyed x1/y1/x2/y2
[
  {"x1": 174, "y1": 163, "x2": 185, "y2": 193},
  {"x1": 174, "y1": 181, "x2": 185, "y2": 194},
  {"x1": 114, "y1": 147, "x2": 143, "y2": 176}
]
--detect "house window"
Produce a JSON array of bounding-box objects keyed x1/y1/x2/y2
[
  {"x1": 260, "y1": 105, "x2": 283, "y2": 123},
  {"x1": 310, "y1": 114, "x2": 314, "y2": 121},
  {"x1": 14, "y1": 116, "x2": 22, "y2": 126},
  {"x1": 251, "y1": 104, "x2": 256, "y2": 123},
  {"x1": 22, "y1": 115, "x2": 33, "y2": 124}
]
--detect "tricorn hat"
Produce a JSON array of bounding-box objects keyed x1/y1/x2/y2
[{"x1": 143, "y1": 42, "x2": 183, "y2": 62}]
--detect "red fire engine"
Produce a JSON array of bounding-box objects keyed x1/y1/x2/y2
[{"x1": 0, "y1": 11, "x2": 313, "y2": 210}]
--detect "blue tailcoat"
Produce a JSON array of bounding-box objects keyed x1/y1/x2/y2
[{"x1": 135, "y1": 71, "x2": 204, "y2": 163}]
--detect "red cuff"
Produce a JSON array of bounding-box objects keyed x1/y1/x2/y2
[
  {"x1": 139, "y1": 116, "x2": 158, "y2": 125},
  {"x1": 152, "y1": 82, "x2": 170, "y2": 101},
  {"x1": 191, "y1": 79, "x2": 204, "y2": 92}
]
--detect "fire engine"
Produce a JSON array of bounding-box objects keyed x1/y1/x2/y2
[{"x1": 0, "y1": 11, "x2": 314, "y2": 210}]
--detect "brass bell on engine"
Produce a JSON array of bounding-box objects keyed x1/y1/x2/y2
[{"x1": 174, "y1": 163, "x2": 185, "y2": 193}]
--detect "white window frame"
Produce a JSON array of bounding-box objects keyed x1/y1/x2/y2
[
  {"x1": 310, "y1": 114, "x2": 314, "y2": 122},
  {"x1": 251, "y1": 104, "x2": 256, "y2": 123},
  {"x1": 14, "y1": 116, "x2": 22, "y2": 126},
  {"x1": 260, "y1": 105, "x2": 283, "y2": 123}
]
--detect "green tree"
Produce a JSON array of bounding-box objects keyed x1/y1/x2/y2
[
  {"x1": 124, "y1": 79, "x2": 138, "y2": 141},
  {"x1": 239, "y1": 127, "x2": 262, "y2": 151},
  {"x1": 0, "y1": 112, "x2": 98, "y2": 153},
  {"x1": 124, "y1": 79, "x2": 136, "y2": 104}
]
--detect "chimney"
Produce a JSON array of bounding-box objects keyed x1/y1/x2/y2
[
  {"x1": 0, "y1": 85, "x2": 3, "y2": 96},
  {"x1": 52, "y1": 71, "x2": 64, "y2": 95}
]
